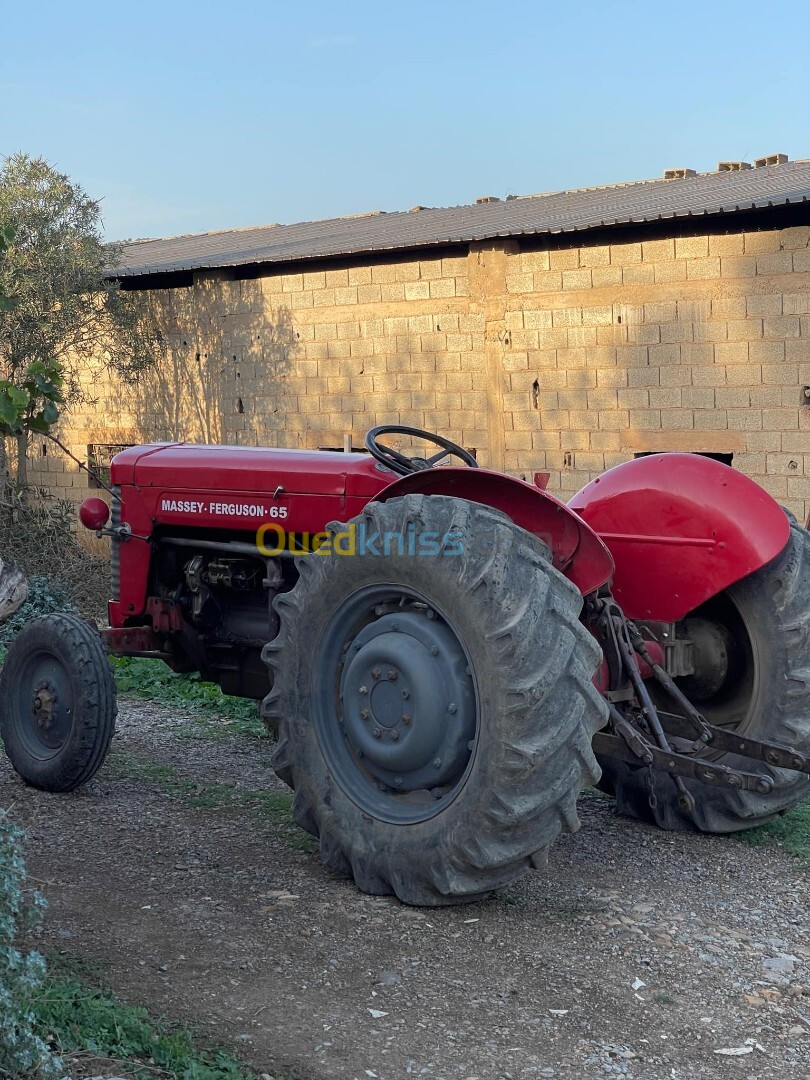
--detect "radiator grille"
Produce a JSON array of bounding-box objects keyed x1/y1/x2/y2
[{"x1": 110, "y1": 487, "x2": 121, "y2": 602}]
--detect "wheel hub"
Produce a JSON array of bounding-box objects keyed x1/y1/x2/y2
[
  {"x1": 339, "y1": 610, "x2": 476, "y2": 793},
  {"x1": 32, "y1": 683, "x2": 57, "y2": 726}
]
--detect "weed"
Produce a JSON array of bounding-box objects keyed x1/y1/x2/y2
[
  {"x1": 737, "y1": 797, "x2": 810, "y2": 865},
  {"x1": 107, "y1": 750, "x2": 316, "y2": 854},
  {"x1": 109, "y1": 656, "x2": 268, "y2": 738},
  {"x1": 0, "y1": 809, "x2": 61, "y2": 1077},
  {"x1": 654, "y1": 992, "x2": 674, "y2": 1005},
  {"x1": 32, "y1": 964, "x2": 266, "y2": 1080}
]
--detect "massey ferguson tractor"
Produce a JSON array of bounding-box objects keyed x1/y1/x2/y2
[{"x1": 1, "y1": 426, "x2": 808, "y2": 905}]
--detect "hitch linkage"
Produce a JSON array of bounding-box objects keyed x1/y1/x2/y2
[{"x1": 591, "y1": 596, "x2": 810, "y2": 800}]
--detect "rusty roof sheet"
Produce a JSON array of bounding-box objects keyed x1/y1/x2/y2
[{"x1": 114, "y1": 159, "x2": 810, "y2": 278}]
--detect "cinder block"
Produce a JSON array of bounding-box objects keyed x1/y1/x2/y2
[
  {"x1": 610, "y1": 242, "x2": 642, "y2": 264},
  {"x1": 727, "y1": 409, "x2": 763, "y2": 430},
  {"x1": 716, "y1": 387, "x2": 752, "y2": 408},
  {"x1": 675, "y1": 236, "x2": 709, "y2": 259},
  {"x1": 562, "y1": 269, "x2": 593, "y2": 290},
  {"x1": 756, "y1": 252, "x2": 793, "y2": 276},
  {"x1": 596, "y1": 368, "x2": 628, "y2": 388},
  {"x1": 627, "y1": 367, "x2": 661, "y2": 387},
  {"x1": 394, "y1": 262, "x2": 421, "y2": 283},
  {"x1": 581, "y1": 305, "x2": 614, "y2": 326},
  {"x1": 519, "y1": 309, "x2": 551, "y2": 331},
  {"x1": 726, "y1": 318, "x2": 761, "y2": 341},
  {"x1": 533, "y1": 270, "x2": 564, "y2": 292},
  {"x1": 762, "y1": 408, "x2": 799, "y2": 431},
  {"x1": 348, "y1": 266, "x2": 373, "y2": 286},
  {"x1": 629, "y1": 409, "x2": 663, "y2": 430},
  {"x1": 780, "y1": 225, "x2": 810, "y2": 249},
  {"x1": 724, "y1": 364, "x2": 762, "y2": 386},
  {"x1": 763, "y1": 316, "x2": 801, "y2": 339},
  {"x1": 592, "y1": 266, "x2": 624, "y2": 287},
  {"x1": 720, "y1": 256, "x2": 757, "y2": 278},
  {"x1": 623, "y1": 265, "x2": 655, "y2": 285},
  {"x1": 714, "y1": 342, "x2": 749, "y2": 365},
  {"x1": 654, "y1": 262, "x2": 687, "y2": 283},
  {"x1": 520, "y1": 251, "x2": 551, "y2": 272},
  {"x1": 506, "y1": 273, "x2": 534, "y2": 293},
  {"x1": 642, "y1": 238, "x2": 675, "y2": 262},
  {"x1": 686, "y1": 258, "x2": 722, "y2": 280},
  {"x1": 579, "y1": 244, "x2": 611, "y2": 267},
  {"x1": 404, "y1": 282, "x2": 430, "y2": 301},
  {"x1": 709, "y1": 234, "x2": 745, "y2": 256},
  {"x1": 429, "y1": 278, "x2": 456, "y2": 298},
  {"x1": 598, "y1": 410, "x2": 631, "y2": 430},
  {"x1": 549, "y1": 248, "x2": 580, "y2": 270},
  {"x1": 618, "y1": 387, "x2": 650, "y2": 409},
  {"x1": 744, "y1": 231, "x2": 781, "y2": 254},
  {"x1": 649, "y1": 388, "x2": 683, "y2": 408}
]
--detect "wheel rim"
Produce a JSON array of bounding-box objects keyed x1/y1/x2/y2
[
  {"x1": 674, "y1": 590, "x2": 759, "y2": 758},
  {"x1": 313, "y1": 584, "x2": 478, "y2": 823},
  {"x1": 12, "y1": 649, "x2": 75, "y2": 759}
]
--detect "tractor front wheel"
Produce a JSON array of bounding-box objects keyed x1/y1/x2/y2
[
  {"x1": 599, "y1": 518, "x2": 810, "y2": 831},
  {"x1": 262, "y1": 494, "x2": 608, "y2": 906},
  {"x1": 0, "y1": 614, "x2": 117, "y2": 792}
]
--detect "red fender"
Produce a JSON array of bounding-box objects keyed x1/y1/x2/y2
[
  {"x1": 570, "y1": 454, "x2": 791, "y2": 622},
  {"x1": 373, "y1": 467, "x2": 614, "y2": 597}
]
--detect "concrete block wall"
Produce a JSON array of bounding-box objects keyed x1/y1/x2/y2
[{"x1": 28, "y1": 222, "x2": 810, "y2": 526}]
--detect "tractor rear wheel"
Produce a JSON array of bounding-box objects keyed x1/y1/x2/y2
[
  {"x1": 0, "y1": 614, "x2": 117, "y2": 792},
  {"x1": 262, "y1": 494, "x2": 607, "y2": 905},
  {"x1": 599, "y1": 518, "x2": 810, "y2": 831}
]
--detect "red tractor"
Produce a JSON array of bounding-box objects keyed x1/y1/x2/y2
[{"x1": 2, "y1": 426, "x2": 808, "y2": 905}]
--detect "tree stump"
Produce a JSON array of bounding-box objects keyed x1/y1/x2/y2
[{"x1": 0, "y1": 560, "x2": 27, "y2": 624}]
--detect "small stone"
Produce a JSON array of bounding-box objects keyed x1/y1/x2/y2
[
  {"x1": 787, "y1": 1025, "x2": 807, "y2": 1037},
  {"x1": 376, "y1": 971, "x2": 402, "y2": 986},
  {"x1": 762, "y1": 954, "x2": 796, "y2": 980}
]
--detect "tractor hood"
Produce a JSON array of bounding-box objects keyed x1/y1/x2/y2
[{"x1": 109, "y1": 443, "x2": 393, "y2": 499}]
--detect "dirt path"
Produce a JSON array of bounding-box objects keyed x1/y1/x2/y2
[{"x1": 3, "y1": 700, "x2": 809, "y2": 1080}]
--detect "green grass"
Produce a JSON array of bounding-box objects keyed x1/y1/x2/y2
[
  {"x1": 33, "y1": 955, "x2": 269, "y2": 1080},
  {"x1": 737, "y1": 796, "x2": 810, "y2": 865},
  {"x1": 109, "y1": 656, "x2": 268, "y2": 740},
  {"x1": 107, "y1": 750, "x2": 316, "y2": 853}
]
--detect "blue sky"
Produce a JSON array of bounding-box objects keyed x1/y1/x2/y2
[{"x1": 3, "y1": 0, "x2": 808, "y2": 240}]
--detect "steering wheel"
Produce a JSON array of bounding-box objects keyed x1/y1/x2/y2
[{"x1": 365, "y1": 425, "x2": 480, "y2": 477}]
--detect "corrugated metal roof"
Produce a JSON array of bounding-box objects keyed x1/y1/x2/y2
[{"x1": 115, "y1": 159, "x2": 810, "y2": 278}]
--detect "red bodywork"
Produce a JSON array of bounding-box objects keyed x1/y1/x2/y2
[
  {"x1": 106, "y1": 443, "x2": 790, "y2": 629},
  {"x1": 571, "y1": 453, "x2": 790, "y2": 621}
]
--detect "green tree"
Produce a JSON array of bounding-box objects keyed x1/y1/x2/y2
[{"x1": 0, "y1": 153, "x2": 163, "y2": 485}]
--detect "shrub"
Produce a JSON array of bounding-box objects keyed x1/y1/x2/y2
[
  {"x1": 0, "y1": 576, "x2": 75, "y2": 650},
  {"x1": 0, "y1": 485, "x2": 108, "y2": 620},
  {"x1": 0, "y1": 810, "x2": 61, "y2": 1078}
]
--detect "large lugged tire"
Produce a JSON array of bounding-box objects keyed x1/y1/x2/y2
[
  {"x1": 262, "y1": 494, "x2": 608, "y2": 906},
  {"x1": 599, "y1": 519, "x2": 810, "y2": 831},
  {"x1": 0, "y1": 614, "x2": 117, "y2": 792}
]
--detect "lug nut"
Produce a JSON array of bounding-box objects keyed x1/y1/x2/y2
[
  {"x1": 401, "y1": 689, "x2": 410, "y2": 699},
  {"x1": 448, "y1": 703, "x2": 457, "y2": 714},
  {"x1": 390, "y1": 730, "x2": 400, "y2": 741},
  {"x1": 433, "y1": 757, "x2": 442, "y2": 769},
  {"x1": 360, "y1": 709, "x2": 370, "y2": 720},
  {"x1": 430, "y1": 646, "x2": 439, "y2": 657},
  {"x1": 387, "y1": 669, "x2": 398, "y2": 681},
  {"x1": 358, "y1": 685, "x2": 368, "y2": 695},
  {"x1": 371, "y1": 667, "x2": 382, "y2": 680},
  {"x1": 401, "y1": 713, "x2": 412, "y2": 724},
  {"x1": 372, "y1": 728, "x2": 382, "y2": 739}
]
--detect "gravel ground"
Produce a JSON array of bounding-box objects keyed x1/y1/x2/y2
[{"x1": 2, "y1": 699, "x2": 809, "y2": 1080}]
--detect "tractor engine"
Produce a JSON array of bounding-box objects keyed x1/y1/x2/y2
[{"x1": 150, "y1": 542, "x2": 285, "y2": 700}]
